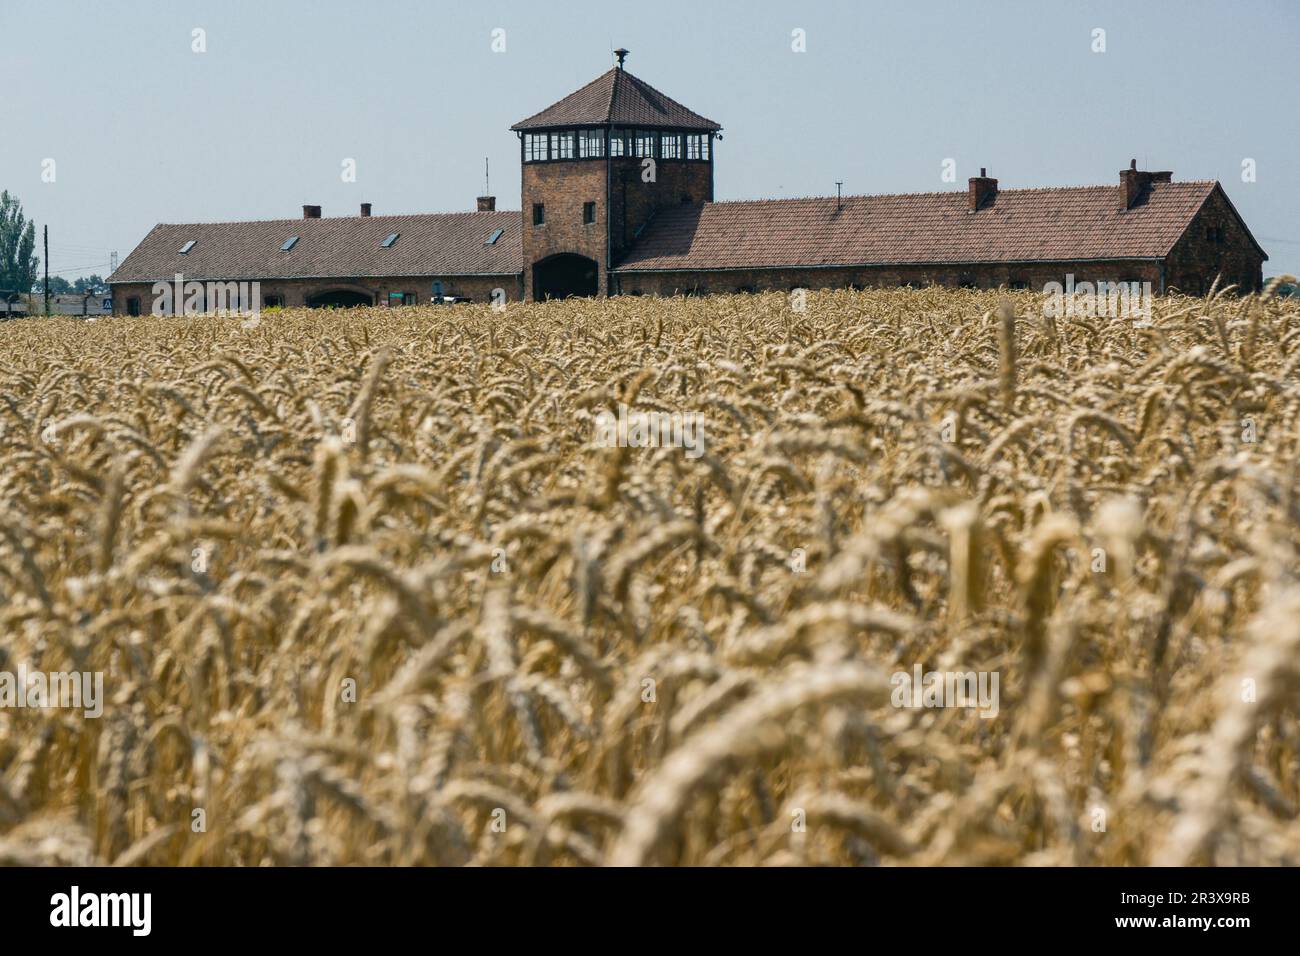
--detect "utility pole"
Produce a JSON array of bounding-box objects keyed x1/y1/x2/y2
[{"x1": 43, "y1": 225, "x2": 50, "y2": 316}]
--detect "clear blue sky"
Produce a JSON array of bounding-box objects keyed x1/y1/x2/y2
[{"x1": 2, "y1": 0, "x2": 1297, "y2": 279}]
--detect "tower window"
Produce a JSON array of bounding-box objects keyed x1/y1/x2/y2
[
  {"x1": 579, "y1": 130, "x2": 605, "y2": 158},
  {"x1": 686, "y1": 134, "x2": 710, "y2": 161},
  {"x1": 660, "y1": 134, "x2": 682, "y2": 159},
  {"x1": 610, "y1": 130, "x2": 626, "y2": 157},
  {"x1": 550, "y1": 131, "x2": 575, "y2": 160},
  {"x1": 532, "y1": 203, "x2": 545, "y2": 226},
  {"x1": 583, "y1": 202, "x2": 596, "y2": 224},
  {"x1": 524, "y1": 133, "x2": 547, "y2": 162},
  {"x1": 634, "y1": 130, "x2": 656, "y2": 158}
]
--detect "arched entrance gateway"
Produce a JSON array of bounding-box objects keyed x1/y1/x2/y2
[
  {"x1": 307, "y1": 289, "x2": 373, "y2": 308},
  {"x1": 533, "y1": 253, "x2": 599, "y2": 300}
]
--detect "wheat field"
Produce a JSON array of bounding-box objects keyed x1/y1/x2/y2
[{"x1": 0, "y1": 286, "x2": 1297, "y2": 866}]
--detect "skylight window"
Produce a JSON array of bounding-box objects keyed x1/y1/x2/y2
[
  {"x1": 485, "y1": 228, "x2": 504, "y2": 246},
  {"x1": 179, "y1": 240, "x2": 196, "y2": 254},
  {"x1": 381, "y1": 233, "x2": 400, "y2": 248},
  {"x1": 281, "y1": 236, "x2": 299, "y2": 251}
]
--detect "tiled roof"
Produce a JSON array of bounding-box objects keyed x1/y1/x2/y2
[
  {"x1": 614, "y1": 181, "x2": 1220, "y2": 271},
  {"x1": 109, "y1": 211, "x2": 522, "y2": 283},
  {"x1": 511, "y1": 67, "x2": 720, "y2": 131}
]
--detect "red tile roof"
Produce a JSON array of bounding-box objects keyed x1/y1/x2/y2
[
  {"x1": 109, "y1": 211, "x2": 522, "y2": 283},
  {"x1": 614, "y1": 181, "x2": 1220, "y2": 271},
  {"x1": 512, "y1": 67, "x2": 720, "y2": 132}
]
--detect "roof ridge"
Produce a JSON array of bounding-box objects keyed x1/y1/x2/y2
[
  {"x1": 513, "y1": 68, "x2": 618, "y2": 129},
  {"x1": 621, "y1": 70, "x2": 668, "y2": 117},
  {"x1": 701, "y1": 181, "x2": 1216, "y2": 206},
  {"x1": 152, "y1": 209, "x2": 519, "y2": 228},
  {"x1": 604, "y1": 68, "x2": 620, "y2": 122}
]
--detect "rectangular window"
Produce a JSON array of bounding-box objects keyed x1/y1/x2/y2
[
  {"x1": 579, "y1": 130, "x2": 605, "y2": 158},
  {"x1": 532, "y1": 203, "x2": 545, "y2": 226},
  {"x1": 634, "y1": 130, "x2": 656, "y2": 158},
  {"x1": 660, "y1": 133, "x2": 682, "y2": 159},
  {"x1": 403, "y1": 293, "x2": 416, "y2": 306},
  {"x1": 524, "y1": 133, "x2": 547, "y2": 162},
  {"x1": 432, "y1": 280, "x2": 444, "y2": 297},
  {"x1": 609, "y1": 129, "x2": 626, "y2": 157},
  {"x1": 263, "y1": 294, "x2": 284, "y2": 308},
  {"x1": 583, "y1": 201, "x2": 596, "y2": 225},
  {"x1": 550, "y1": 131, "x2": 575, "y2": 160},
  {"x1": 686, "y1": 134, "x2": 710, "y2": 160}
]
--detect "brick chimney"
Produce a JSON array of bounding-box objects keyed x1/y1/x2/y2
[
  {"x1": 303, "y1": 204, "x2": 321, "y2": 219},
  {"x1": 968, "y1": 168, "x2": 997, "y2": 212},
  {"x1": 476, "y1": 196, "x2": 496, "y2": 212},
  {"x1": 1120, "y1": 159, "x2": 1174, "y2": 210},
  {"x1": 360, "y1": 203, "x2": 372, "y2": 217}
]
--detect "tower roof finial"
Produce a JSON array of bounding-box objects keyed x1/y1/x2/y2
[{"x1": 614, "y1": 48, "x2": 629, "y2": 69}]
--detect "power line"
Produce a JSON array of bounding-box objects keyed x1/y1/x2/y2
[{"x1": 45, "y1": 263, "x2": 112, "y2": 275}]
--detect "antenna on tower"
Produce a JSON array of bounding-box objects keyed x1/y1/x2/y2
[{"x1": 485, "y1": 157, "x2": 490, "y2": 197}]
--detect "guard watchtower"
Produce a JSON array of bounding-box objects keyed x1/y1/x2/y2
[{"x1": 511, "y1": 49, "x2": 721, "y2": 300}]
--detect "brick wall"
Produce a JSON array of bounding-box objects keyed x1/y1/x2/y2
[
  {"x1": 1164, "y1": 187, "x2": 1265, "y2": 294},
  {"x1": 609, "y1": 157, "x2": 713, "y2": 262},
  {"x1": 521, "y1": 159, "x2": 608, "y2": 300},
  {"x1": 110, "y1": 273, "x2": 522, "y2": 315},
  {"x1": 612, "y1": 260, "x2": 1164, "y2": 297},
  {"x1": 520, "y1": 154, "x2": 714, "y2": 299}
]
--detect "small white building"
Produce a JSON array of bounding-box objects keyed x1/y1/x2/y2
[{"x1": 50, "y1": 293, "x2": 114, "y2": 316}]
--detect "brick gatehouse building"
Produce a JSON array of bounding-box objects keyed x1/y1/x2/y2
[{"x1": 108, "y1": 51, "x2": 1267, "y2": 313}]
